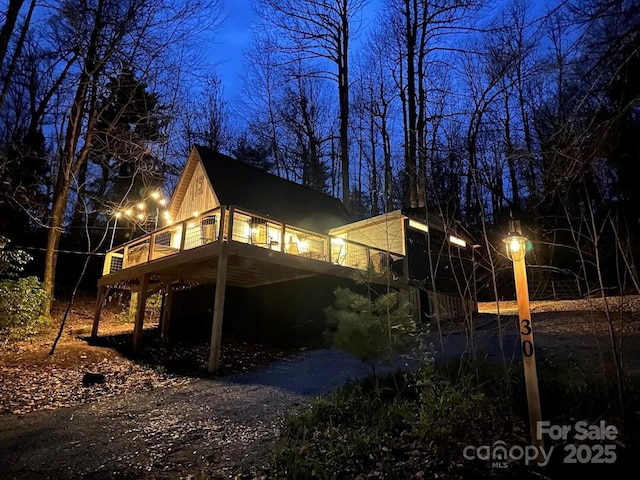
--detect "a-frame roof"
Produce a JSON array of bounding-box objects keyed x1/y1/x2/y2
[{"x1": 171, "y1": 145, "x2": 353, "y2": 232}]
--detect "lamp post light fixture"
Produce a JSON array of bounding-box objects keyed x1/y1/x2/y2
[{"x1": 502, "y1": 221, "x2": 544, "y2": 462}]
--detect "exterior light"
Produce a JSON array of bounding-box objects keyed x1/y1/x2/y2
[
  {"x1": 136, "y1": 213, "x2": 145, "y2": 221},
  {"x1": 502, "y1": 221, "x2": 544, "y2": 463},
  {"x1": 503, "y1": 232, "x2": 527, "y2": 262},
  {"x1": 159, "y1": 198, "x2": 167, "y2": 206},
  {"x1": 193, "y1": 211, "x2": 199, "y2": 218},
  {"x1": 137, "y1": 202, "x2": 145, "y2": 210},
  {"x1": 330, "y1": 237, "x2": 345, "y2": 245},
  {"x1": 510, "y1": 237, "x2": 521, "y2": 253},
  {"x1": 115, "y1": 211, "x2": 122, "y2": 219},
  {"x1": 125, "y1": 209, "x2": 133, "y2": 217},
  {"x1": 151, "y1": 191, "x2": 161, "y2": 200},
  {"x1": 449, "y1": 235, "x2": 466, "y2": 248},
  {"x1": 408, "y1": 219, "x2": 429, "y2": 234}
]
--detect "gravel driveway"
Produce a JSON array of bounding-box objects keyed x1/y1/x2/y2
[
  {"x1": 2, "y1": 300, "x2": 637, "y2": 479},
  {"x1": 0, "y1": 348, "x2": 416, "y2": 479}
]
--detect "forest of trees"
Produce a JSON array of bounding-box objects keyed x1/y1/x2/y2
[{"x1": 1, "y1": 0, "x2": 639, "y2": 311}]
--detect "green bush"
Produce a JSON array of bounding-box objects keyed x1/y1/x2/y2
[
  {"x1": 0, "y1": 276, "x2": 50, "y2": 342},
  {"x1": 325, "y1": 287, "x2": 419, "y2": 374},
  {"x1": 0, "y1": 236, "x2": 32, "y2": 278}
]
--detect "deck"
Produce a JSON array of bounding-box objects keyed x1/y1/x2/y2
[
  {"x1": 94, "y1": 205, "x2": 409, "y2": 373},
  {"x1": 100, "y1": 205, "x2": 407, "y2": 289}
]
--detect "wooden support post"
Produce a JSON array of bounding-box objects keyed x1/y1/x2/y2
[
  {"x1": 148, "y1": 233, "x2": 155, "y2": 262},
  {"x1": 91, "y1": 286, "x2": 108, "y2": 339},
  {"x1": 208, "y1": 243, "x2": 229, "y2": 373},
  {"x1": 161, "y1": 283, "x2": 174, "y2": 343},
  {"x1": 217, "y1": 208, "x2": 225, "y2": 243},
  {"x1": 158, "y1": 285, "x2": 166, "y2": 332},
  {"x1": 280, "y1": 222, "x2": 286, "y2": 253},
  {"x1": 132, "y1": 274, "x2": 150, "y2": 353}
]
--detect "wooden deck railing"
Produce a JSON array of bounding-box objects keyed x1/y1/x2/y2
[{"x1": 102, "y1": 205, "x2": 405, "y2": 277}]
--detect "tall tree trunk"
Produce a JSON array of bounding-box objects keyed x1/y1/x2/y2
[
  {"x1": 0, "y1": 0, "x2": 25, "y2": 67},
  {"x1": 339, "y1": 0, "x2": 350, "y2": 208},
  {"x1": 43, "y1": 0, "x2": 105, "y2": 314},
  {"x1": 503, "y1": 84, "x2": 520, "y2": 209},
  {"x1": 0, "y1": 0, "x2": 36, "y2": 111},
  {"x1": 370, "y1": 109, "x2": 379, "y2": 216},
  {"x1": 403, "y1": 0, "x2": 418, "y2": 208}
]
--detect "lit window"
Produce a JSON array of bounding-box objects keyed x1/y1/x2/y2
[
  {"x1": 409, "y1": 219, "x2": 429, "y2": 233},
  {"x1": 449, "y1": 235, "x2": 466, "y2": 248}
]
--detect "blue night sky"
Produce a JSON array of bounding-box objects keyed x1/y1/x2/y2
[{"x1": 214, "y1": 0, "x2": 257, "y2": 103}]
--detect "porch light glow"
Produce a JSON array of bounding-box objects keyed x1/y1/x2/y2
[
  {"x1": 503, "y1": 232, "x2": 527, "y2": 262},
  {"x1": 192, "y1": 211, "x2": 200, "y2": 217},
  {"x1": 330, "y1": 237, "x2": 345, "y2": 245}
]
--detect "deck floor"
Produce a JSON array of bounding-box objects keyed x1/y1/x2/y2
[{"x1": 99, "y1": 239, "x2": 408, "y2": 291}]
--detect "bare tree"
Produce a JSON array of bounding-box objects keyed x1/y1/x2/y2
[
  {"x1": 255, "y1": 0, "x2": 369, "y2": 208},
  {"x1": 180, "y1": 73, "x2": 231, "y2": 155},
  {"x1": 385, "y1": 0, "x2": 476, "y2": 208},
  {"x1": 40, "y1": 0, "x2": 221, "y2": 314}
]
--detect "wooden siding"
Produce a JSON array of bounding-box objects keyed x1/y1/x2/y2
[{"x1": 175, "y1": 160, "x2": 219, "y2": 223}]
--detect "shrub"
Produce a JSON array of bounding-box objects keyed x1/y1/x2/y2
[
  {"x1": 0, "y1": 236, "x2": 32, "y2": 278},
  {"x1": 325, "y1": 287, "x2": 419, "y2": 375},
  {"x1": 0, "y1": 276, "x2": 50, "y2": 342}
]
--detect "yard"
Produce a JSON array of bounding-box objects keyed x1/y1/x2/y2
[{"x1": 0, "y1": 294, "x2": 639, "y2": 478}]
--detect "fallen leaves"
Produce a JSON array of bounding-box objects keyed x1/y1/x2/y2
[{"x1": 0, "y1": 356, "x2": 191, "y2": 415}]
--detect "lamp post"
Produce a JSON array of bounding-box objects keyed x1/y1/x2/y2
[{"x1": 503, "y1": 221, "x2": 544, "y2": 461}]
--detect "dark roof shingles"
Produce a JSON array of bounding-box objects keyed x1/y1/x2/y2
[{"x1": 196, "y1": 146, "x2": 352, "y2": 232}]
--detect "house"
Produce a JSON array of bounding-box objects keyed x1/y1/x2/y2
[{"x1": 92, "y1": 145, "x2": 476, "y2": 372}]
